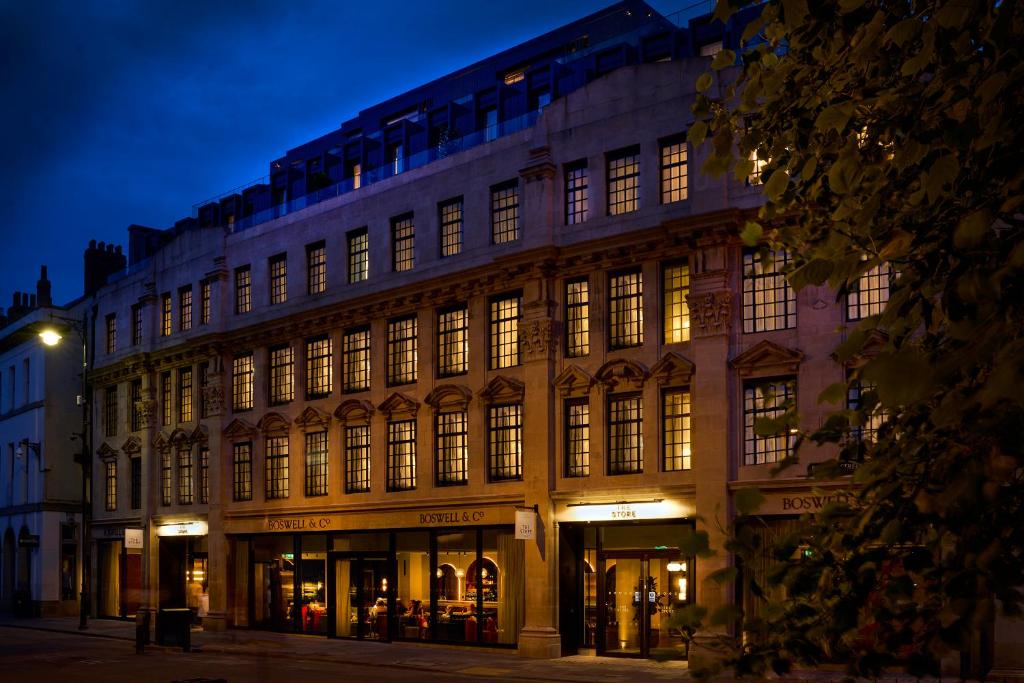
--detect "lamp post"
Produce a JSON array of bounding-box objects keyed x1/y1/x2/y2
[{"x1": 39, "y1": 311, "x2": 91, "y2": 630}]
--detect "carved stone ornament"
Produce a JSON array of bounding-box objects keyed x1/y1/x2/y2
[
  {"x1": 138, "y1": 399, "x2": 158, "y2": 429},
  {"x1": 521, "y1": 318, "x2": 554, "y2": 362},
  {"x1": 203, "y1": 375, "x2": 224, "y2": 417},
  {"x1": 687, "y1": 290, "x2": 732, "y2": 337}
]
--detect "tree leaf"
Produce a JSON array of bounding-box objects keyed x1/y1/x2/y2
[
  {"x1": 954, "y1": 209, "x2": 992, "y2": 248},
  {"x1": 925, "y1": 154, "x2": 959, "y2": 204},
  {"x1": 707, "y1": 566, "x2": 739, "y2": 585},
  {"x1": 740, "y1": 221, "x2": 763, "y2": 246},
  {"x1": 818, "y1": 381, "x2": 848, "y2": 405},
  {"x1": 687, "y1": 120, "x2": 708, "y2": 146},
  {"x1": 814, "y1": 103, "x2": 853, "y2": 133},
  {"x1": 735, "y1": 487, "x2": 766, "y2": 516},
  {"x1": 711, "y1": 49, "x2": 736, "y2": 70},
  {"x1": 764, "y1": 168, "x2": 789, "y2": 202},
  {"x1": 696, "y1": 73, "x2": 713, "y2": 93}
]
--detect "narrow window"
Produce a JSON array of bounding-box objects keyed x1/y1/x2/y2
[
  {"x1": 439, "y1": 197, "x2": 463, "y2": 257},
  {"x1": 847, "y1": 379, "x2": 884, "y2": 446},
  {"x1": 306, "y1": 241, "x2": 327, "y2": 295},
  {"x1": 609, "y1": 270, "x2": 643, "y2": 348},
  {"x1": 132, "y1": 304, "x2": 143, "y2": 345},
  {"x1": 130, "y1": 457, "x2": 141, "y2": 510},
  {"x1": 103, "y1": 386, "x2": 118, "y2": 437},
  {"x1": 269, "y1": 254, "x2": 287, "y2": 305},
  {"x1": 564, "y1": 399, "x2": 590, "y2": 478},
  {"x1": 200, "y1": 280, "x2": 212, "y2": 325},
  {"x1": 232, "y1": 353, "x2": 254, "y2": 412},
  {"x1": 437, "y1": 306, "x2": 468, "y2": 377},
  {"x1": 305, "y1": 335, "x2": 333, "y2": 399},
  {"x1": 161, "y1": 293, "x2": 172, "y2": 336},
  {"x1": 199, "y1": 364, "x2": 210, "y2": 419},
  {"x1": 743, "y1": 379, "x2": 795, "y2": 465},
  {"x1": 105, "y1": 313, "x2": 117, "y2": 354},
  {"x1": 747, "y1": 148, "x2": 768, "y2": 185},
  {"x1": 161, "y1": 372, "x2": 172, "y2": 426},
  {"x1": 268, "y1": 345, "x2": 295, "y2": 405},
  {"x1": 387, "y1": 420, "x2": 417, "y2": 491},
  {"x1": 663, "y1": 263, "x2": 690, "y2": 344},
  {"x1": 235, "y1": 266, "x2": 252, "y2": 314},
  {"x1": 179, "y1": 285, "x2": 193, "y2": 331},
  {"x1": 662, "y1": 389, "x2": 691, "y2": 471},
  {"x1": 608, "y1": 395, "x2": 643, "y2": 474},
  {"x1": 387, "y1": 316, "x2": 418, "y2": 385},
  {"x1": 343, "y1": 327, "x2": 371, "y2": 392},
  {"x1": 304, "y1": 431, "x2": 328, "y2": 497},
  {"x1": 129, "y1": 379, "x2": 142, "y2": 432},
  {"x1": 565, "y1": 161, "x2": 589, "y2": 225},
  {"x1": 742, "y1": 250, "x2": 796, "y2": 332},
  {"x1": 607, "y1": 146, "x2": 640, "y2": 215},
  {"x1": 348, "y1": 228, "x2": 369, "y2": 283},
  {"x1": 489, "y1": 293, "x2": 521, "y2": 369},
  {"x1": 565, "y1": 279, "x2": 590, "y2": 357},
  {"x1": 391, "y1": 213, "x2": 415, "y2": 272},
  {"x1": 488, "y1": 404, "x2": 522, "y2": 481},
  {"x1": 161, "y1": 450, "x2": 172, "y2": 505},
  {"x1": 436, "y1": 410, "x2": 468, "y2": 486},
  {"x1": 178, "y1": 367, "x2": 193, "y2": 423},
  {"x1": 177, "y1": 447, "x2": 193, "y2": 505},
  {"x1": 198, "y1": 447, "x2": 209, "y2": 504},
  {"x1": 660, "y1": 136, "x2": 688, "y2": 204},
  {"x1": 232, "y1": 442, "x2": 252, "y2": 501},
  {"x1": 265, "y1": 435, "x2": 289, "y2": 500},
  {"x1": 345, "y1": 425, "x2": 371, "y2": 493},
  {"x1": 491, "y1": 181, "x2": 520, "y2": 244},
  {"x1": 105, "y1": 460, "x2": 117, "y2": 511},
  {"x1": 847, "y1": 263, "x2": 891, "y2": 321}
]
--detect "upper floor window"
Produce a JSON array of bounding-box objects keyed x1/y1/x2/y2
[
  {"x1": 663, "y1": 263, "x2": 690, "y2": 344},
  {"x1": 161, "y1": 372, "x2": 172, "y2": 426},
  {"x1": 198, "y1": 447, "x2": 209, "y2": 504},
  {"x1": 161, "y1": 450, "x2": 172, "y2": 506},
  {"x1": 348, "y1": 228, "x2": 369, "y2": 284},
  {"x1": 488, "y1": 404, "x2": 523, "y2": 481},
  {"x1": 345, "y1": 425, "x2": 371, "y2": 493},
  {"x1": 387, "y1": 316, "x2": 418, "y2": 385},
  {"x1": 489, "y1": 293, "x2": 521, "y2": 369},
  {"x1": 491, "y1": 181, "x2": 520, "y2": 244},
  {"x1": 177, "y1": 447, "x2": 193, "y2": 505},
  {"x1": 608, "y1": 394, "x2": 643, "y2": 474},
  {"x1": 232, "y1": 353, "x2": 254, "y2": 412},
  {"x1": 848, "y1": 379, "x2": 884, "y2": 446},
  {"x1": 306, "y1": 335, "x2": 333, "y2": 399},
  {"x1": 564, "y1": 399, "x2": 590, "y2": 478},
  {"x1": 232, "y1": 442, "x2": 252, "y2": 502},
  {"x1": 386, "y1": 420, "x2": 417, "y2": 491},
  {"x1": 130, "y1": 456, "x2": 141, "y2": 510},
  {"x1": 265, "y1": 436, "x2": 289, "y2": 500},
  {"x1": 132, "y1": 304, "x2": 143, "y2": 345},
  {"x1": 105, "y1": 313, "x2": 117, "y2": 354},
  {"x1": 105, "y1": 460, "x2": 117, "y2": 511},
  {"x1": 269, "y1": 254, "x2": 287, "y2": 305},
  {"x1": 847, "y1": 263, "x2": 891, "y2": 321},
  {"x1": 743, "y1": 379, "x2": 795, "y2": 465},
  {"x1": 439, "y1": 198, "x2": 463, "y2": 257},
  {"x1": 392, "y1": 214, "x2": 415, "y2": 272},
  {"x1": 662, "y1": 389, "x2": 691, "y2": 471},
  {"x1": 304, "y1": 431, "x2": 328, "y2": 497},
  {"x1": 436, "y1": 410, "x2": 468, "y2": 486},
  {"x1": 178, "y1": 367, "x2": 193, "y2": 423},
  {"x1": 161, "y1": 293, "x2": 172, "y2": 336},
  {"x1": 103, "y1": 386, "x2": 118, "y2": 437},
  {"x1": 747, "y1": 148, "x2": 768, "y2": 185},
  {"x1": 607, "y1": 146, "x2": 640, "y2": 215},
  {"x1": 348, "y1": 160, "x2": 362, "y2": 190},
  {"x1": 179, "y1": 286, "x2": 193, "y2": 331},
  {"x1": 235, "y1": 266, "x2": 252, "y2": 314},
  {"x1": 306, "y1": 241, "x2": 326, "y2": 295},
  {"x1": 565, "y1": 279, "x2": 590, "y2": 357},
  {"x1": 565, "y1": 161, "x2": 589, "y2": 225},
  {"x1": 200, "y1": 281, "x2": 212, "y2": 325},
  {"x1": 660, "y1": 137, "x2": 688, "y2": 204},
  {"x1": 199, "y1": 365, "x2": 210, "y2": 419},
  {"x1": 343, "y1": 327, "x2": 371, "y2": 392},
  {"x1": 269, "y1": 345, "x2": 294, "y2": 405},
  {"x1": 742, "y1": 250, "x2": 796, "y2": 332},
  {"x1": 129, "y1": 379, "x2": 142, "y2": 432},
  {"x1": 389, "y1": 142, "x2": 404, "y2": 176},
  {"x1": 609, "y1": 270, "x2": 643, "y2": 348},
  {"x1": 437, "y1": 306, "x2": 468, "y2": 377}
]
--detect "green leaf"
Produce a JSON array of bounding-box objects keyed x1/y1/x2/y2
[
  {"x1": 707, "y1": 566, "x2": 738, "y2": 585},
  {"x1": 708, "y1": 604, "x2": 742, "y2": 627},
  {"x1": 818, "y1": 381, "x2": 848, "y2": 405},
  {"x1": 687, "y1": 120, "x2": 707, "y2": 146},
  {"x1": 710, "y1": 49, "x2": 736, "y2": 70},
  {"x1": 735, "y1": 488, "x2": 766, "y2": 516},
  {"x1": 781, "y1": 0, "x2": 809, "y2": 26},
  {"x1": 925, "y1": 154, "x2": 959, "y2": 204},
  {"x1": 954, "y1": 209, "x2": 992, "y2": 248},
  {"x1": 679, "y1": 529, "x2": 714, "y2": 558},
  {"x1": 740, "y1": 221, "x2": 763, "y2": 246},
  {"x1": 862, "y1": 348, "x2": 933, "y2": 406},
  {"x1": 838, "y1": 0, "x2": 866, "y2": 11},
  {"x1": 764, "y1": 168, "x2": 789, "y2": 202},
  {"x1": 814, "y1": 103, "x2": 853, "y2": 133},
  {"x1": 696, "y1": 73, "x2": 713, "y2": 93},
  {"x1": 883, "y1": 18, "x2": 920, "y2": 46}
]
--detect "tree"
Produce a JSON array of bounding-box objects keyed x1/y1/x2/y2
[{"x1": 682, "y1": 0, "x2": 1024, "y2": 678}]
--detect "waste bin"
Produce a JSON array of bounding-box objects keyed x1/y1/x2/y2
[{"x1": 156, "y1": 608, "x2": 192, "y2": 650}]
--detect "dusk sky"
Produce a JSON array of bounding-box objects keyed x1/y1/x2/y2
[{"x1": 0, "y1": 0, "x2": 691, "y2": 308}]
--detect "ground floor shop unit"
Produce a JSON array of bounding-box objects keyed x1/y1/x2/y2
[{"x1": 1, "y1": 509, "x2": 82, "y2": 617}]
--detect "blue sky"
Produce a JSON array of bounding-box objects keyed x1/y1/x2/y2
[{"x1": 0, "y1": 0, "x2": 688, "y2": 307}]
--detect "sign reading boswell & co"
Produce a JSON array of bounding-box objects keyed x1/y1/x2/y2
[
  {"x1": 257, "y1": 507, "x2": 499, "y2": 533},
  {"x1": 753, "y1": 490, "x2": 853, "y2": 515}
]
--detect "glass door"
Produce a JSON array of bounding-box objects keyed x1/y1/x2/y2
[
  {"x1": 328, "y1": 553, "x2": 391, "y2": 641},
  {"x1": 601, "y1": 557, "x2": 644, "y2": 655}
]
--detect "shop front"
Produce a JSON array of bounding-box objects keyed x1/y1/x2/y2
[
  {"x1": 557, "y1": 498, "x2": 695, "y2": 659},
  {"x1": 225, "y1": 504, "x2": 524, "y2": 647},
  {"x1": 94, "y1": 525, "x2": 144, "y2": 619},
  {"x1": 155, "y1": 519, "x2": 209, "y2": 622}
]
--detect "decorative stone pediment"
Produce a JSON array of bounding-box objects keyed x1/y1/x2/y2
[
  {"x1": 334, "y1": 399, "x2": 375, "y2": 425},
  {"x1": 169, "y1": 428, "x2": 190, "y2": 447},
  {"x1": 188, "y1": 424, "x2": 209, "y2": 445},
  {"x1": 478, "y1": 376, "x2": 525, "y2": 405},
  {"x1": 425, "y1": 384, "x2": 473, "y2": 411},
  {"x1": 834, "y1": 329, "x2": 889, "y2": 369},
  {"x1": 730, "y1": 340, "x2": 804, "y2": 378},
  {"x1": 595, "y1": 359, "x2": 649, "y2": 393},
  {"x1": 152, "y1": 431, "x2": 172, "y2": 451},
  {"x1": 120, "y1": 436, "x2": 142, "y2": 455},
  {"x1": 294, "y1": 406, "x2": 331, "y2": 432},
  {"x1": 650, "y1": 352, "x2": 696, "y2": 387},
  {"x1": 96, "y1": 442, "x2": 119, "y2": 461},
  {"x1": 378, "y1": 392, "x2": 420, "y2": 420},
  {"x1": 553, "y1": 365, "x2": 596, "y2": 398},
  {"x1": 257, "y1": 411, "x2": 291, "y2": 436},
  {"x1": 223, "y1": 417, "x2": 258, "y2": 439}
]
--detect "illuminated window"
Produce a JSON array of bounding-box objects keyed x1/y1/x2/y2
[
  {"x1": 742, "y1": 250, "x2": 796, "y2": 332},
  {"x1": 608, "y1": 395, "x2": 643, "y2": 474},
  {"x1": 439, "y1": 197, "x2": 463, "y2": 257},
  {"x1": 130, "y1": 457, "x2": 141, "y2": 509},
  {"x1": 200, "y1": 281, "x2": 211, "y2": 325},
  {"x1": 161, "y1": 371, "x2": 172, "y2": 426},
  {"x1": 488, "y1": 404, "x2": 522, "y2": 481},
  {"x1": 161, "y1": 450, "x2": 172, "y2": 505},
  {"x1": 178, "y1": 366, "x2": 193, "y2": 423},
  {"x1": 437, "y1": 306, "x2": 468, "y2": 377},
  {"x1": 743, "y1": 379, "x2": 795, "y2": 465},
  {"x1": 343, "y1": 327, "x2": 371, "y2": 392},
  {"x1": 305, "y1": 335, "x2": 333, "y2": 399},
  {"x1": 699, "y1": 41, "x2": 723, "y2": 56},
  {"x1": 199, "y1": 365, "x2": 210, "y2": 419},
  {"x1": 304, "y1": 431, "x2": 328, "y2": 497},
  {"x1": 491, "y1": 181, "x2": 519, "y2": 244},
  {"x1": 269, "y1": 253, "x2": 287, "y2": 305},
  {"x1": 132, "y1": 304, "x2": 143, "y2": 345},
  {"x1": 232, "y1": 353, "x2": 254, "y2": 412},
  {"x1": 565, "y1": 399, "x2": 590, "y2": 478},
  {"x1": 489, "y1": 293, "x2": 521, "y2": 369},
  {"x1": 660, "y1": 137, "x2": 688, "y2": 204},
  {"x1": 389, "y1": 142, "x2": 404, "y2": 176},
  {"x1": 387, "y1": 420, "x2": 417, "y2": 491},
  {"x1": 104, "y1": 460, "x2": 117, "y2": 511},
  {"x1": 129, "y1": 379, "x2": 142, "y2": 432},
  {"x1": 607, "y1": 147, "x2": 640, "y2": 215},
  {"x1": 349, "y1": 161, "x2": 362, "y2": 189},
  {"x1": 198, "y1": 447, "x2": 209, "y2": 504},
  {"x1": 307, "y1": 241, "x2": 326, "y2": 295},
  {"x1": 387, "y1": 316, "x2": 417, "y2": 385},
  {"x1": 565, "y1": 279, "x2": 589, "y2": 357},
  {"x1": 503, "y1": 69, "x2": 525, "y2": 85},
  {"x1": 265, "y1": 435, "x2": 289, "y2": 500},
  {"x1": 268, "y1": 345, "x2": 294, "y2": 405},
  {"x1": 847, "y1": 263, "x2": 891, "y2": 321},
  {"x1": 565, "y1": 161, "x2": 589, "y2": 225},
  {"x1": 748, "y1": 148, "x2": 768, "y2": 185},
  {"x1": 847, "y1": 379, "x2": 884, "y2": 446},
  {"x1": 161, "y1": 293, "x2": 172, "y2": 336},
  {"x1": 609, "y1": 270, "x2": 643, "y2": 348},
  {"x1": 232, "y1": 442, "x2": 252, "y2": 502},
  {"x1": 392, "y1": 214, "x2": 415, "y2": 272},
  {"x1": 103, "y1": 385, "x2": 118, "y2": 437},
  {"x1": 662, "y1": 389, "x2": 691, "y2": 471},
  {"x1": 348, "y1": 228, "x2": 369, "y2": 283},
  {"x1": 177, "y1": 447, "x2": 193, "y2": 505},
  {"x1": 105, "y1": 313, "x2": 117, "y2": 354},
  {"x1": 179, "y1": 285, "x2": 193, "y2": 331},
  {"x1": 663, "y1": 263, "x2": 690, "y2": 344},
  {"x1": 436, "y1": 411, "x2": 468, "y2": 486},
  {"x1": 345, "y1": 425, "x2": 371, "y2": 493},
  {"x1": 235, "y1": 266, "x2": 251, "y2": 314}
]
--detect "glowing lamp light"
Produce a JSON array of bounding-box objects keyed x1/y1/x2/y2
[
  {"x1": 39, "y1": 329, "x2": 63, "y2": 346},
  {"x1": 455, "y1": 569, "x2": 465, "y2": 578},
  {"x1": 666, "y1": 561, "x2": 684, "y2": 572},
  {"x1": 436, "y1": 568, "x2": 443, "y2": 578},
  {"x1": 481, "y1": 568, "x2": 488, "y2": 579}
]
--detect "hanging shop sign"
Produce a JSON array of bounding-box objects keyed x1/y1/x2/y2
[
  {"x1": 514, "y1": 509, "x2": 536, "y2": 540},
  {"x1": 156, "y1": 521, "x2": 208, "y2": 537},
  {"x1": 124, "y1": 528, "x2": 144, "y2": 548},
  {"x1": 556, "y1": 498, "x2": 691, "y2": 523}
]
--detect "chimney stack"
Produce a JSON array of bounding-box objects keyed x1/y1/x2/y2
[
  {"x1": 36, "y1": 265, "x2": 52, "y2": 307},
  {"x1": 84, "y1": 239, "x2": 127, "y2": 296}
]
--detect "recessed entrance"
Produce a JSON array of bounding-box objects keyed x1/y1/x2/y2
[{"x1": 328, "y1": 553, "x2": 391, "y2": 640}]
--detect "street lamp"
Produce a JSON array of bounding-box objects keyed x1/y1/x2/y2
[{"x1": 39, "y1": 311, "x2": 92, "y2": 630}]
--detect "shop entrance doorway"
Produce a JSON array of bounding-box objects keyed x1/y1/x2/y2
[{"x1": 327, "y1": 553, "x2": 391, "y2": 641}]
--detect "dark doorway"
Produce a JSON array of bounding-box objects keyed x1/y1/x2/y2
[{"x1": 158, "y1": 538, "x2": 186, "y2": 608}]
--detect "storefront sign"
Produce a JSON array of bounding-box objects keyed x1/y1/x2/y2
[
  {"x1": 557, "y1": 499, "x2": 690, "y2": 523},
  {"x1": 752, "y1": 490, "x2": 853, "y2": 515},
  {"x1": 228, "y1": 505, "x2": 515, "y2": 535},
  {"x1": 156, "y1": 521, "x2": 208, "y2": 537},
  {"x1": 124, "y1": 528, "x2": 144, "y2": 548},
  {"x1": 266, "y1": 517, "x2": 334, "y2": 531},
  {"x1": 99, "y1": 527, "x2": 124, "y2": 538},
  {"x1": 514, "y1": 510, "x2": 536, "y2": 540},
  {"x1": 417, "y1": 509, "x2": 488, "y2": 525}
]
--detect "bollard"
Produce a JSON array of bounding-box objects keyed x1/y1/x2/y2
[{"x1": 135, "y1": 610, "x2": 150, "y2": 654}]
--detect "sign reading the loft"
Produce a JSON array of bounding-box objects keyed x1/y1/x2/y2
[
  {"x1": 515, "y1": 510, "x2": 536, "y2": 540},
  {"x1": 266, "y1": 517, "x2": 334, "y2": 532},
  {"x1": 124, "y1": 528, "x2": 144, "y2": 549},
  {"x1": 155, "y1": 521, "x2": 208, "y2": 537},
  {"x1": 558, "y1": 499, "x2": 689, "y2": 523}
]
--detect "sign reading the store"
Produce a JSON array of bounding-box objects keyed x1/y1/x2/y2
[
  {"x1": 514, "y1": 510, "x2": 536, "y2": 540},
  {"x1": 124, "y1": 528, "x2": 144, "y2": 549},
  {"x1": 155, "y1": 521, "x2": 208, "y2": 537},
  {"x1": 558, "y1": 499, "x2": 689, "y2": 523}
]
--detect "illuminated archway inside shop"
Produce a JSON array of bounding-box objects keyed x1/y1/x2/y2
[
  {"x1": 436, "y1": 563, "x2": 458, "y2": 600},
  {"x1": 466, "y1": 557, "x2": 499, "y2": 602}
]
